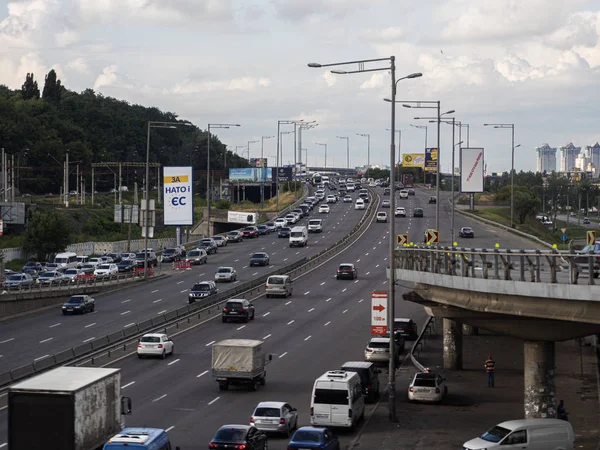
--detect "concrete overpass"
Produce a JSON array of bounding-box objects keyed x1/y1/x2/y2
[{"x1": 391, "y1": 245, "x2": 600, "y2": 419}]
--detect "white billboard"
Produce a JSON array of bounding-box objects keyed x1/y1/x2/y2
[
  {"x1": 163, "y1": 166, "x2": 193, "y2": 226},
  {"x1": 460, "y1": 148, "x2": 484, "y2": 193},
  {"x1": 228, "y1": 211, "x2": 257, "y2": 225}
]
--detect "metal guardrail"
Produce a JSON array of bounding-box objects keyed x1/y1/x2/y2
[
  {"x1": 395, "y1": 246, "x2": 600, "y2": 285},
  {"x1": 410, "y1": 316, "x2": 436, "y2": 372},
  {"x1": 0, "y1": 187, "x2": 378, "y2": 389}
]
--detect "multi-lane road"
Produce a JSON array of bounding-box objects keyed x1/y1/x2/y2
[{"x1": 0, "y1": 186, "x2": 543, "y2": 450}]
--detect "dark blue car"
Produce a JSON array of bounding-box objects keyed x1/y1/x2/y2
[{"x1": 288, "y1": 427, "x2": 340, "y2": 450}]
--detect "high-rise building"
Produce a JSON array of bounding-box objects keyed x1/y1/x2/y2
[
  {"x1": 559, "y1": 143, "x2": 581, "y2": 172},
  {"x1": 582, "y1": 142, "x2": 600, "y2": 176},
  {"x1": 535, "y1": 144, "x2": 557, "y2": 173}
]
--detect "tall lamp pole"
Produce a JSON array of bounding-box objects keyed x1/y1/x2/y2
[
  {"x1": 410, "y1": 124, "x2": 428, "y2": 150},
  {"x1": 316, "y1": 142, "x2": 328, "y2": 168},
  {"x1": 336, "y1": 136, "x2": 350, "y2": 168},
  {"x1": 484, "y1": 123, "x2": 515, "y2": 227},
  {"x1": 260, "y1": 135, "x2": 274, "y2": 208},
  {"x1": 356, "y1": 133, "x2": 370, "y2": 175},
  {"x1": 277, "y1": 120, "x2": 304, "y2": 209},
  {"x1": 386, "y1": 129, "x2": 402, "y2": 183},
  {"x1": 310, "y1": 57, "x2": 422, "y2": 423},
  {"x1": 277, "y1": 130, "x2": 295, "y2": 211}
]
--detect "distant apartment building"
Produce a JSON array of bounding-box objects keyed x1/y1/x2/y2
[
  {"x1": 537, "y1": 142, "x2": 600, "y2": 178},
  {"x1": 535, "y1": 144, "x2": 557, "y2": 173},
  {"x1": 559, "y1": 143, "x2": 581, "y2": 172}
]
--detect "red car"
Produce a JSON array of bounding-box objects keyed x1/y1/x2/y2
[{"x1": 242, "y1": 226, "x2": 259, "y2": 238}]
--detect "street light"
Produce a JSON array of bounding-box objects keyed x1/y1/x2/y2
[
  {"x1": 484, "y1": 124, "x2": 516, "y2": 227},
  {"x1": 276, "y1": 122, "x2": 303, "y2": 210},
  {"x1": 356, "y1": 134, "x2": 370, "y2": 174},
  {"x1": 410, "y1": 124, "x2": 428, "y2": 150},
  {"x1": 298, "y1": 122, "x2": 318, "y2": 167},
  {"x1": 247, "y1": 140, "x2": 259, "y2": 160},
  {"x1": 310, "y1": 57, "x2": 421, "y2": 423},
  {"x1": 207, "y1": 123, "x2": 241, "y2": 230},
  {"x1": 315, "y1": 142, "x2": 327, "y2": 168},
  {"x1": 386, "y1": 129, "x2": 402, "y2": 183},
  {"x1": 336, "y1": 136, "x2": 350, "y2": 168},
  {"x1": 260, "y1": 136, "x2": 274, "y2": 208}
]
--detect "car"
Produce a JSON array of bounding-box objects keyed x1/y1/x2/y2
[
  {"x1": 137, "y1": 333, "x2": 174, "y2": 359},
  {"x1": 120, "y1": 252, "x2": 137, "y2": 261},
  {"x1": 242, "y1": 226, "x2": 260, "y2": 238},
  {"x1": 343, "y1": 195, "x2": 352, "y2": 203},
  {"x1": 583, "y1": 217, "x2": 590, "y2": 224},
  {"x1": 413, "y1": 208, "x2": 424, "y2": 218},
  {"x1": 250, "y1": 252, "x2": 270, "y2": 266},
  {"x1": 326, "y1": 195, "x2": 337, "y2": 204},
  {"x1": 161, "y1": 247, "x2": 181, "y2": 262},
  {"x1": 185, "y1": 248, "x2": 208, "y2": 265},
  {"x1": 199, "y1": 238, "x2": 218, "y2": 254},
  {"x1": 265, "y1": 222, "x2": 277, "y2": 233},
  {"x1": 319, "y1": 204, "x2": 330, "y2": 214},
  {"x1": 80, "y1": 263, "x2": 96, "y2": 275},
  {"x1": 459, "y1": 227, "x2": 475, "y2": 238},
  {"x1": 212, "y1": 235, "x2": 228, "y2": 247},
  {"x1": 188, "y1": 281, "x2": 218, "y2": 303},
  {"x1": 408, "y1": 372, "x2": 447, "y2": 403},
  {"x1": 278, "y1": 227, "x2": 292, "y2": 238},
  {"x1": 93, "y1": 264, "x2": 119, "y2": 278},
  {"x1": 4, "y1": 273, "x2": 34, "y2": 289},
  {"x1": 355, "y1": 199, "x2": 365, "y2": 210},
  {"x1": 134, "y1": 251, "x2": 158, "y2": 268},
  {"x1": 250, "y1": 401, "x2": 299, "y2": 436},
  {"x1": 336, "y1": 263, "x2": 357, "y2": 280},
  {"x1": 364, "y1": 337, "x2": 401, "y2": 365},
  {"x1": 257, "y1": 225, "x2": 269, "y2": 235},
  {"x1": 227, "y1": 230, "x2": 243, "y2": 242},
  {"x1": 45, "y1": 262, "x2": 62, "y2": 272},
  {"x1": 428, "y1": 196, "x2": 436, "y2": 204},
  {"x1": 265, "y1": 275, "x2": 293, "y2": 298},
  {"x1": 215, "y1": 266, "x2": 237, "y2": 282},
  {"x1": 395, "y1": 207, "x2": 406, "y2": 217},
  {"x1": 285, "y1": 214, "x2": 298, "y2": 224},
  {"x1": 393, "y1": 318, "x2": 418, "y2": 340},
  {"x1": 399, "y1": 190, "x2": 409, "y2": 199},
  {"x1": 105, "y1": 253, "x2": 122, "y2": 263},
  {"x1": 222, "y1": 299, "x2": 255, "y2": 323},
  {"x1": 208, "y1": 425, "x2": 267, "y2": 450},
  {"x1": 88, "y1": 257, "x2": 102, "y2": 267},
  {"x1": 62, "y1": 295, "x2": 95, "y2": 315},
  {"x1": 22, "y1": 261, "x2": 44, "y2": 273},
  {"x1": 274, "y1": 218, "x2": 287, "y2": 228},
  {"x1": 408, "y1": 188, "x2": 416, "y2": 195},
  {"x1": 341, "y1": 361, "x2": 381, "y2": 403},
  {"x1": 308, "y1": 219, "x2": 323, "y2": 233},
  {"x1": 381, "y1": 200, "x2": 390, "y2": 208},
  {"x1": 376, "y1": 212, "x2": 388, "y2": 223},
  {"x1": 288, "y1": 427, "x2": 340, "y2": 450},
  {"x1": 291, "y1": 212, "x2": 302, "y2": 222},
  {"x1": 38, "y1": 270, "x2": 67, "y2": 285},
  {"x1": 116, "y1": 260, "x2": 136, "y2": 273},
  {"x1": 292, "y1": 208, "x2": 305, "y2": 218},
  {"x1": 63, "y1": 268, "x2": 87, "y2": 282}
]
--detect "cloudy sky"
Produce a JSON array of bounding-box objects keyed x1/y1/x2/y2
[{"x1": 1, "y1": 0, "x2": 599, "y2": 173}]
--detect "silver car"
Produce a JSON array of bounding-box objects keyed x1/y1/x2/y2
[
  {"x1": 364, "y1": 337, "x2": 400, "y2": 364},
  {"x1": 38, "y1": 271, "x2": 67, "y2": 285},
  {"x1": 185, "y1": 249, "x2": 208, "y2": 265},
  {"x1": 4, "y1": 273, "x2": 34, "y2": 289},
  {"x1": 212, "y1": 236, "x2": 228, "y2": 247},
  {"x1": 408, "y1": 372, "x2": 447, "y2": 403},
  {"x1": 215, "y1": 266, "x2": 237, "y2": 282},
  {"x1": 250, "y1": 401, "x2": 299, "y2": 436}
]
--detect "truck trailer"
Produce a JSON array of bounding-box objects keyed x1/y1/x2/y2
[{"x1": 212, "y1": 339, "x2": 272, "y2": 391}]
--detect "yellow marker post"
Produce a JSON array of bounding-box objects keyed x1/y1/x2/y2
[
  {"x1": 495, "y1": 243, "x2": 500, "y2": 248},
  {"x1": 453, "y1": 241, "x2": 458, "y2": 247}
]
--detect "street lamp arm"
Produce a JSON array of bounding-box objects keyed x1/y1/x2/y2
[{"x1": 308, "y1": 57, "x2": 391, "y2": 68}]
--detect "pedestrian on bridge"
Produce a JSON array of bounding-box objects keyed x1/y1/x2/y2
[{"x1": 485, "y1": 356, "x2": 495, "y2": 387}]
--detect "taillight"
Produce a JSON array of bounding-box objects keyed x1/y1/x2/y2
[
  {"x1": 409, "y1": 387, "x2": 414, "y2": 392},
  {"x1": 366, "y1": 348, "x2": 373, "y2": 353},
  {"x1": 367, "y1": 384, "x2": 371, "y2": 389},
  {"x1": 236, "y1": 445, "x2": 246, "y2": 450},
  {"x1": 240, "y1": 308, "x2": 247, "y2": 313},
  {"x1": 209, "y1": 443, "x2": 217, "y2": 449},
  {"x1": 337, "y1": 270, "x2": 341, "y2": 273},
  {"x1": 157, "y1": 344, "x2": 163, "y2": 349},
  {"x1": 265, "y1": 284, "x2": 269, "y2": 289},
  {"x1": 250, "y1": 416, "x2": 254, "y2": 424},
  {"x1": 137, "y1": 343, "x2": 142, "y2": 348},
  {"x1": 435, "y1": 387, "x2": 440, "y2": 393},
  {"x1": 280, "y1": 418, "x2": 286, "y2": 424},
  {"x1": 223, "y1": 308, "x2": 228, "y2": 312}
]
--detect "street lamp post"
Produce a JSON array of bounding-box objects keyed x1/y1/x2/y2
[
  {"x1": 410, "y1": 124, "x2": 428, "y2": 150},
  {"x1": 336, "y1": 136, "x2": 350, "y2": 168},
  {"x1": 207, "y1": 123, "x2": 241, "y2": 233},
  {"x1": 247, "y1": 140, "x2": 259, "y2": 160},
  {"x1": 315, "y1": 143, "x2": 327, "y2": 168},
  {"x1": 310, "y1": 57, "x2": 422, "y2": 423},
  {"x1": 484, "y1": 124, "x2": 515, "y2": 227},
  {"x1": 386, "y1": 129, "x2": 402, "y2": 183},
  {"x1": 277, "y1": 121, "x2": 303, "y2": 210},
  {"x1": 298, "y1": 122, "x2": 318, "y2": 167},
  {"x1": 356, "y1": 133, "x2": 370, "y2": 175},
  {"x1": 260, "y1": 135, "x2": 274, "y2": 209}
]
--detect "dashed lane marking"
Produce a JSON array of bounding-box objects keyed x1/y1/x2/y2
[
  {"x1": 208, "y1": 397, "x2": 220, "y2": 405},
  {"x1": 152, "y1": 394, "x2": 167, "y2": 402},
  {"x1": 279, "y1": 352, "x2": 288, "y2": 358},
  {"x1": 168, "y1": 359, "x2": 180, "y2": 366},
  {"x1": 237, "y1": 325, "x2": 246, "y2": 330},
  {"x1": 304, "y1": 335, "x2": 312, "y2": 341},
  {"x1": 263, "y1": 334, "x2": 272, "y2": 339},
  {"x1": 153, "y1": 299, "x2": 162, "y2": 303},
  {"x1": 197, "y1": 370, "x2": 209, "y2": 378},
  {"x1": 206, "y1": 340, "x2": 216, "y2": 347},
  {"x1": 324, "y1": 321, "x2": 331, "y2": 326},
  {"x1": 39, "y1": 338, "x2": 53, "y2": 343},
  {"x1": 287, "y1": 320, "x2": 294, "y2": 325},
  {"x1": 121, "y1": 381, "x2": 135, "y2": 389}
]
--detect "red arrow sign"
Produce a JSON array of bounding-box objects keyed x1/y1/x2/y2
[{"x1": 372, "y1": 304, "x2": 385, "y2": 312}]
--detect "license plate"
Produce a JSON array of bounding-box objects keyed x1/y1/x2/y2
[
  {"x1": 316, "y1": 413, "x2": 329, "y2": 418},
  {"x1": 230, "y1": 312, "x2": 237, "y2": 314}
]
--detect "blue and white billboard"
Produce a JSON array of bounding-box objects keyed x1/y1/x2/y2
[
  {"x1": 229, "y1": 168, "x2": 273, "y2": 182},
  {"x1": 163, "y1": 166, "x2": 193, "y2": 226}
]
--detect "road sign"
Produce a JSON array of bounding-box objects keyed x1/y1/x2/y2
[
  {"x1": 371, "y1": 291, "x2": 388, "y2": 335},
  {"x1": 587, "y1": 230, "x2": 597, "y2": 246},
  {"x1": 561, "y1": 228, "x2": 567, "y2": 233},
  {"x1": 425, "y1": 229, "x2": 439, "y2": 244},
  {"x1": 561, "y1": 234, "x2": 567, "y2": 242},
  {"x1": 396, "y1": 234, "x2": 408, "y2": 246}
]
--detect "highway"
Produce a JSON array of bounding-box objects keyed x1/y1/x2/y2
[
  {"x1": 0, "y1": 186, "x2": 544, "y2": 449},
  {"x1": 0, "y1": 192, "x2": 365, "y2": 372}
]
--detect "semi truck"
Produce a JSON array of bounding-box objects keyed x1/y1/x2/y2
[
  {"x1": 212, "y1": 339, "x2": 272, "y2": 391},
  {"x1": 8, "y1": 366, "x2": 131, "y2": 450}
]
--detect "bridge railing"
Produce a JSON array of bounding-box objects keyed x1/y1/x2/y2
[{"x1": 394, "y1": 246, "x2": 600, "y2": 285}]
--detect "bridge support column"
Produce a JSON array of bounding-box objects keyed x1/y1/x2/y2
[
  {"x1": 443, "y1": 319, "x2": 463, "y2": 370},
  {"x1": 524, "y1": 341, "x2": 556, "y2": 418},
  {"x1": 463, "y1": 324, "x2": 479, "y2": 335}
]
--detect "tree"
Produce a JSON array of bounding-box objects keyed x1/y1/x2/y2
[
  {"x1": 21, "y1": 73, "x2": 40, "y2": 100},
  {"x1": 42, "y1": 69, "x2": 62, "y2": 103},
  {"x1": 514, "y1": 191, "x2": 539, "y2": 224},
  {"x1": 23, "y1": 211, "x2": 72, "y2": 260}
]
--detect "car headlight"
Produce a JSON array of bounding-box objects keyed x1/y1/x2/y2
[{"x1": 62, "y1": 306, "x2": 66, "y2": 309}]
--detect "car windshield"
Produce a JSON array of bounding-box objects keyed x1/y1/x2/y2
[
  {"x1": 244, "y1": 227, "x2": 254, "y2": 231},
  {"x1": 8, "y1": 275, "x2": 23, "y2": 281},
  {"x1": 309, "y1": 220, "x2": 320, "y2": 225},
  {"x1": 226, "y1": 302, "x2": 243, "y2": 308},
  {"x1": 82, "y1": 264, "x2": 94, "y2": 269},
  {"x1": 369, "y1": 341, "x2": 389, "y2": 349},
  {"x1": 462, "y1": 228, "x2": 473, "y2": 232},
  {"x1": 378, "y1": 213, "x2": 386, "y2": 216},
  {"x1": 415, "y1": 208, "x2": 423, "y2": 212},
  {"x1": 163, "y1": 249, "x2": 176, "y2": 254},
  {"x1": 68, "y1": 297, "x2": 84, "y2": 304},
  {"x1": 413, "y1": 378, "x2": 437, "y2": 387},
  {"x1": 201, "y1": 240, "x2": 212, "y2": 244},
  {"x1": 254, "y1": 407, "x2": 280, "y2": 417},
  {"x1": 218, "y1": 268, "x2": 232, "y2": 273},
  {"x1": 258, "y1": 226, "x2": 266, "y2": 229},
  {"x1": 214, "y1": 236, "x2": 224, "y2": 240},
  {"x1": 339, "y1": 265, "x2": 353, "y2": 270},
  {"x1": 268, "y1": 277, "x2": 284, "y2": 284},
  {"x1": 41, "y1": 272, "x2": 56, "y2": 277},
  {"x1": 213, "y1": 428, "x2": 246, "y2": 443},
  {"x1": 481, "y1": 426, "x2": 511, "y2": 443},
  {"x1": 188, "y1": 250, "x2": 200, "y2": 256},
  {"x1": 280, "y1": 227, "x2": 291, "y2": 232},
  {"x1": 97, "y1": 265, "x2": 110, "y2": 270},
  {"x1": 293, "y1": 430, "x2": 322, "y2": 443},
  {"x1": 24, "y1": 262, "x2": 37, "y2": 267},
  {"x1": 252, "y1": 254, "x2": 265, "y2": 258},
  {"x1": 65, "y1": 269, "x2": 78, "y2": 275},
  {"x1": 192, "y1": 284, "x2": 211, "y2": 291},
  {"x1": 141, "y1": 336, "x2": 161, "y2": 343}
]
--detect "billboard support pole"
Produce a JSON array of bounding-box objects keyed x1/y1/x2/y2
[{"x1": 451, "y1": 117, "x2": 456, "y2": 242}]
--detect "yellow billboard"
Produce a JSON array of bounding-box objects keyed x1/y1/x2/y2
[{"x1": 402, "y1": 153, "x2": 425, "y2": 168}]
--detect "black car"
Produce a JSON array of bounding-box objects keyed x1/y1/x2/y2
[
  {"x1": 188, "y1": 281, "x2": 218, "y2": 304},
  {"x1": 161, "y1": 247, "x2": 181, "y2": 262},
  {"x1": 106, "y1": 253, "x2": 122, "y2": 263},
  {"x1": 222, "y1": 299, "x2": 255, "y2": 323},
  {"x1": 257, "y1": 225, "x2": 269, "y2": 235},
  {"x1": 428, "y1": 196, "x2": 436, "y2": 204},
  {"x1": 408, "y1": 188, "x2": 416, "y2": 195},
  {"x1": 208, "y1": 425, "x2": 267, "y2": 450},
  {"x1": 134, "y1": 251, "x2": 158, "y2": 268},
  {"x1": 278, "y1": 227, "x2": 291, "y2": 238},
  {"x1": 199, "y1": 238, "x2": 218, "y2": 255},
  {"x1": 336, "y1": 263, "x2": 357, "y2": 280},
  {"x1": 62, "y1": 295, "x2": 95, "y2": 315},
  {"x1": 250, "y1": 252, "x2": 270, "y2": 266},
  {"x1": 117, "y1": 260, "x2": 136, "y2": 273},
  {"x1": 341, "y1": 361, "x2": 381, "y2": 402},
  {"x1": 459, "y1": 227, "x2": 475, "y2": 238},
  {"x1": 413, "y1": 208, "x2": 424, "y2": 218},
  {"x1": 393, "y1": 318, "x2": 418, "y2": 340}
]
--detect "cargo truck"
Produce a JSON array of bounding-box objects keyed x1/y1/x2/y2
[
  {"x1": 8, "y1": 366, "x2": 132, "y2": 450},
  {"x1": 212, "y1": 339, "x2": 272, "y2": 391}
]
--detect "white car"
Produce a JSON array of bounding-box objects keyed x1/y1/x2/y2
[
  {"x1": 212, "y1": 236, "x2": 228, "y2": 247},
  {"x1": 137, "y1": 333, "x2": 174, "y2": 359},
  {"x1": 250, "y1": 401, "x2": 299, "y2": 436},
  {"x1": 355, "y1": 199, "x2": 365, "y2": 210},
  {"x1": 408, "y1": 372, "x2": 447, "y2": 403},
  {"x1": 274, "y1": 218, "x2": 287, "y2": 228},
  {"x1": 376, "y1": 212, "x2": 388, "y2": 222},
  {"x1": 343, "y1": 195, "x2": 352, "y2": 203},
  {"x1": 399, "y1": 190, "x2": 409, "y2": 199},
  {"x1": 319, "y1": 204, "x2": 330, "y2": 214},
  {"x1": 326, "y1": 195, "x2": 337, "y2": 203},
  {"x1": 395, "y1": 207, "x2": 406, "y2": 217},
  {"x1": 215, "y1": 266, "x2": 237, "y2": 282},
  {"x1": 88, "y1": 257, "x2": 102, "y2": 267},
  {"x1": 94, "y1": 263, "x2": 118, "y2": 278}
]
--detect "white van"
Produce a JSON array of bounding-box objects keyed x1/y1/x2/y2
[
  {"x1": 54, "y1": 252, "x2": 78, "y2": 269},
  {"x1": 463, "y1": 418, "x2": 574, "y2": 450},
  {"x1": 310, "y1": 370, "x2": 364, "y2": 429},
  {"x1": 76, "y1": 255, "x2": 89, "y2": 268},
  {"x1": 289, "y1": 226, "x2": 308, "y2": 247},
  {"x1": 308, "y1": 219, "x2": 323, "y2": 233}
]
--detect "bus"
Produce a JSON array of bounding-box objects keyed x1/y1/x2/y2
[
  {"x1": 312, "y1": 173, "x2": 323, "y2": 184},
  {"x1": 104, "y1": 428, "x2": 177, "y2": 450}
]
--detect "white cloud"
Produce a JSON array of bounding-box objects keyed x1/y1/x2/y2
[
  {"x1": 322, "y1": 72, "x2": 337, "y2": 87},
  {"x1": 0, "y1": 52, "x2": 47, "y2": 88},
  {"x1": 93, "y1": 65, "x2": 134, "y2": 91},
  {"x1": 361, "y1": 26, "x2": 406, "y2": 42},
  {"x1": 172, "y1": 76, "x2": 271, "y2": 94},
  {"x1": 67, "y1": 57, "x2": 89, "y2": 74},
  {"x1": 360, "y1": 73, "x2": 385, "y2": 89},
  {"x1": 54, "y1": 28, "x2": 78, "y2": 47},
  {"x1": 545, "y1": 12, "x2": 599, "y2": 50},
  {"x1": 273, "y1": 0, "x2": 386, "y2": 22}
]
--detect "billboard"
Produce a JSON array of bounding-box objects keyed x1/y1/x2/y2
[
  {"x1": 163, "y1": 166, "x2": 193, "y2": 226},
  {"x1": 229, "y1": 168, "x2": 273, "y2": 182},
  {"x1": 425, "y1": 148, "x2": 438, "y2": 172},
  {"x1": 402, "y1": 153, "x2": 425, "y2": 168},
  {"x1": 460, "y1": 148, "x2": 484, "y2": 193},
  {"x1": 113, "y1": 204, "x2": 139, "y2": 224},
  {"x1": 249, "y1": 158, "x2": 268, "y2": 168},
  {"x1": 371, "y1": 291, "x2": 388, "y2": 335},
  {"x1": 276, "y1": 167, "x2": 293, "y2": 181},
  {"x1": 228, "y1": 211, "x2": 257, "y2": 225}
]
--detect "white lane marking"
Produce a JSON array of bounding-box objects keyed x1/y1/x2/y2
[
  {"x1": 384, "y1": 257, "x2": 388, "y2": 261},
  {"x1": 287, "y1": 320, "x2": 295, "y2": 325},
  {"x1": 121, "y1": 381, "x2": 135, "y2": 389},
  {"x1": 383, "y1": 280, "x2": 388, "y2": 284},
  {"x1": 166, "y1": 426, "x2": 175, "y2": 432},
  {"x1": 354, "y1": 280, "x2": 359, "y2": 283},
  {"x1": 373, "y1": 247, "x2": 376, "y2": 250},
  {"x1": 121, "y1": 299, "x2": 131, "y2": 304},
  {"x1": 376, "y1": 264, "x2": 380, "y2": 268},
  {"x1": 272, "y1": 252, "x2": 277, "y2": 255},
  {"x1": 197, "y1": 370, "x2": 209, "y2": 378},
  {"x1": 242, "y1": 266, "x2": 248, "y2": 269},
  {"x1": 0, "y1": 338, "x2": 14, "y2": 343},
  {"x1": 83, "y1": 337, "x2": 95, "y2": 343},
  {"x1": 151, "y1": 289, "x2": 159, "y2": 294},
  {"x1": 343, "y1": 309, "x2": 348, "y2": 314},
  {"x1": 49, "y1": 323, "x2": 61, "y2": 328},
  {"x1": 285, "y1": 301, "x2": 292, "y2": 305},
  {"x1": 85, "y1": 323, "x2": 96, "y2": 328},
  {"x1": 283, "y1": 258, "x2": 288, "y2": 261},
  {"x1": 263, "y1": 312, "x2": 270, "y2": 317},
  {"x1": 180, "y1": 289, "x2": 188, "y2": 293},
  {"x1": 296, "y1": 251, "x2": 300, "y2": 255},
  {"x1": 326, "y1": 297, "x2": 332, "y2": 302},
  {"x1": 153, "y1": 299, "x2": 162, "y2": 303},
  {"x1": 199, "y1": 273, "x2": 206, "y2": 277},
  {"x1": 324, "y1": 321, "x2": 331, "y2": 326},
  {"x1": 366, "y1": 272, "x2": 371, "y2": 275},
  {"x1": 379, "y1": 241, "x2": 382, "y2": 244},
  {"x1": 253, "y1": 272, "x2": 259, "y2": 276},
  {"x1": 235, "y1": 259, "x2": 239, "y2": 262},
  {"x1": 304, "y1": 335, "x2": 312, "y2": 341},
  {"x1": 342, "y1": 288, "x2": 347, "y2": 293},
  {"x1": 124, "y1": 323, "x2": 136, "y2": 328},
  {"x1": 304, "y1": 291, "x2": 310, "y2": 295},
  {"x1": 279, "y1": 352, "x2": 288, "y2": 358},
  {"x1": 269, "y1": 265, "x2": 274, "y2": 268},
  {"x1": 121, "y1": 310, "x2": 131, "y2": 315},
  {"x1": 320, "y1": 282, "x2": 326, "y2": 286},
  {"x1": 366, "y1": 252, "x2": 369, "y2": 256},
  {"x1": 237, "y1": 325, "x2": 246, "y2": 330},
  {"x1": 39, "y1": 338, "x2": 53, "y2": 343},
  {"x1": 152, "y1": 394, "x2": 167, "y2": 402},
  {"x1": 263, "y1": 334, "x2": 272, "y2": 339},
  {"x1": 168, "y1": 359, "x2": 180, "y2": 366},
  {"x1": 0, "y1": 443, "x2": 7, "y2": 448},
  {"x1": 34, "y1": 355, "x2": 49, "y2": 361},
  {"x1": 206, "y1": 340, "x2": 216, "y2": 347},
  {"x1": 357, "y1": 259, "x2": 361, "y2": 262},
  {"x1": 157, "y1": 310, "x2": 167, "y2": 315},
  {"x1": 308, "y1": 308, "x2": 315, "y2": 312},
  {"x1": 359, "y1": 299, "x2": 364, "y2": 303},
  {"x1": 177, "y1": 281, "x2": 184, "y2": 285},
  {"x1": 208, "y1": 397, "x2": 220, "y2": 405}
]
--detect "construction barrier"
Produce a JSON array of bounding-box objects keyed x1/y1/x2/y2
[
  {"x1": 173, "y1": 260, "x2": 192, "y2": 270},
  {"x1": 134, "y1": 267, "x2": 155, "y2": 277}
]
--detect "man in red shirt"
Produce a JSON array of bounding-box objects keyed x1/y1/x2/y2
[{"x1": 485, "y1": 356, "x2": 495, "y2": 387}]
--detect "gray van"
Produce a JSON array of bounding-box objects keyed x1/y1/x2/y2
[{"x1": 265, "y1": 275, "x2": 293, "y2": 298}]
